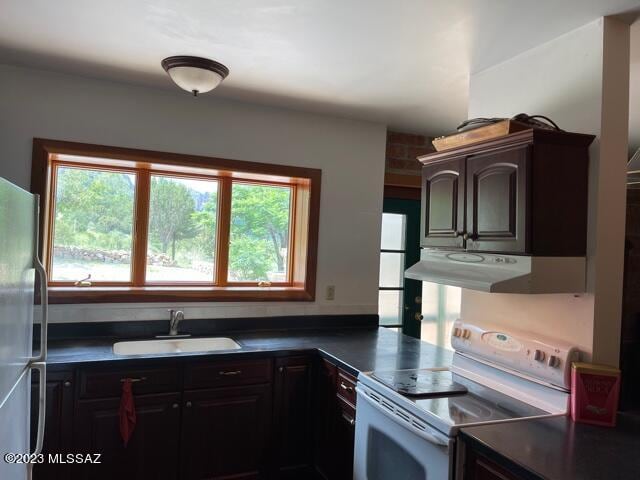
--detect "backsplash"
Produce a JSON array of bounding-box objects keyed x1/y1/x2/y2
[
  {"x1": 460, "y1": 290, "x2": 595, "y2": 360},
  {"x1": 42, "y1": 302, "x2": 376, "y2": 324}
]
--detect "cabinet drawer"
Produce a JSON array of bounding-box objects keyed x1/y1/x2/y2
[
  {"x1": 336, "y1": 369, "x2": 357, "y2": 406},
  {"x1": 184, "y1": 358, "x2": 272, "y2": 389},
  {"x1": 79, "y1": 365, "x2": 180, "y2": 399},
  {"x1": 337, "y1": 396, "x2": 356, "y2": 427}
]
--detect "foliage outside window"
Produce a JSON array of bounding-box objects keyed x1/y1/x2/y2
[{"x1": 33, "y1": 139, "x2": 320, "y2": 303}]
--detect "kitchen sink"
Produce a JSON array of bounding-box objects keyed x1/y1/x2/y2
[{"x1": 113, "y1": 337, "x2": 241, "y2": 356}]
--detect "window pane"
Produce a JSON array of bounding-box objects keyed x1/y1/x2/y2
[
  {"x1": 379, "y1": 252, "x2": 404, "y2": 288},
  {"x1": 420, "y1": 282, "x2": 461, "y2": 350},
  {"x1": 378, "y1": 290, "x2": 403, "y2": 326},
  {"x1": 229, "y1": 183, "x2": 291, "y2": 282},
  {"x1": 51, "y1": 166, "x2": 135, "y2": 282},
  {"x1": 381, "y1": 213, "x2": 406, "y2": 250},
  {"x1": 146, "y1": 176, "x2": 218, "y2": 282}
]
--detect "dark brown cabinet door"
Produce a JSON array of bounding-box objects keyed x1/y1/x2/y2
[
  {"x1": 312, "y1": 359, "x2": 338, "y2": 480},
  {"x1": 333, "y1": 399, "x2": 356, "y2": 480},
  {"x1": 73, "y1": 392, "x2": 181, "y2": 480},
  {"x1": 466, "y1": 146, "x2": 530, "y2": 253},
  {"x1": 180, "y1": 384, "x2": 272, "y2": 480},
  {"x1": 273, "y1": 356, "x2": 314, "y2": 479},
  {"x1": 30, "y1": 369, "x2": 74, "y2": 480},
  {"x1": 421, "y1": 158, "x2": 465, "y2": 248},
  {"x1": 463, "y1": 445, "x2": 524, "y2": 480}
]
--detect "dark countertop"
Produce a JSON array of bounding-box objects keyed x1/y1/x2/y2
[
  {"x1": 45, "y1": 327, "x2": 454, "y2": 375},
  {"x1": 460, "y1": 413, "x2": 640, "y2": 480},
  {"x1": 46, "y1": 324, "x2": 640, "y2": 480}
]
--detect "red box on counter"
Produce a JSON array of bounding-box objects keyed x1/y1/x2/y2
[{"x1": 571, "y1": 362, "x2": 620, "y2": 427}]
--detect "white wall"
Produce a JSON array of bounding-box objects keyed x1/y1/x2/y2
[
  {"x1": 465, "y1": 18, "x2": 630, "y2": 364},
  {"x1": 0, "y1": 64, "x2": 387, "y2": 323}
]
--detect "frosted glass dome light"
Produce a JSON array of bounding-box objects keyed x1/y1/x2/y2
[{"x1": 161, "y1": 56, "x2": 229, "y2": 96}]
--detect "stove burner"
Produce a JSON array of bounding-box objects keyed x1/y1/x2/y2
[{"x1": 371, "y1": 369, "x2": 468, "y2": 398}]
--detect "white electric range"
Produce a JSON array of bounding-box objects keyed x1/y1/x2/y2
[{"x1": 353, "y1": 320, "x2": 580, "y2": 480}]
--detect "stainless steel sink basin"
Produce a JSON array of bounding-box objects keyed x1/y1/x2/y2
[{"x1": 113, "y1": 337, "x2": 241, "y2": 356}]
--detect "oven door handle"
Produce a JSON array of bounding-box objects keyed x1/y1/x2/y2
[{"x1": 356, "y1": 386, "x2": 450, "y2": 449}]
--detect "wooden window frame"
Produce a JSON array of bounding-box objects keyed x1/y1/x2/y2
[{"x1": 31, "y1": 139, "x2": 321, "y2": 304}]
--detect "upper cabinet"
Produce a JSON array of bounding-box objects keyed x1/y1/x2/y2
[
  {"x1": 466, "y1": 145, "x2": 529, "y2": 253},
  {"x1": 419, "y1": 129, "x2": 594, "y2": 256},
  {"x1": 421, "y1": 158, "x2": 465, "y2": 249}
]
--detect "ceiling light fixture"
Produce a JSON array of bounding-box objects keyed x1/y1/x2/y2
[{"x1": 161, "y1": 56, "x2": 229, "y2": 96}]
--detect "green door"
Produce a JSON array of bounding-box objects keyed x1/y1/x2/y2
[{"x1": 378, "y1": 198, "x2": 422, "y2": 338}]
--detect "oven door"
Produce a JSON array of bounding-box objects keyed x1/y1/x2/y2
[{"x1": 354, "y1": 385, "x2": 453, "y2": 480}]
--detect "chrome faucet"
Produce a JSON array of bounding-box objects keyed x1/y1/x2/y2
[{"x1": 168, "y1": 309, "x2": 185, "y2": 336}]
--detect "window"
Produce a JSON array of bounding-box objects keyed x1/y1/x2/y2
[
  {"x1": 51, "y1": 166, "x2": 136, "y2": 282},
  {"x1": 420, "y1": 282, "x2": 460, "y2": 350},
  {"x1": 229, "y1": 183, "x2": 291, "y2": 282},
  {"x1": 378, "y1": 212, "x2": 407, "y2": 327},
  {"x1": 32, "y1": 139, "x2": 321, "y2": 303}
]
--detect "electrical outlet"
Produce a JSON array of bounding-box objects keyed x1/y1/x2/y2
[{"x1": 325, "y1": 285, "x2": 336, "y2": 301}]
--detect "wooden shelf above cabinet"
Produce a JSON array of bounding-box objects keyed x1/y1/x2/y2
[{"x1": 418, "y1": 128, "x2": 595, "y2": 165}]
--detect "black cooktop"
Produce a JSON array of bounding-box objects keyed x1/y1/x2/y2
[{"x1": 371, "y1": 369, "x2": 468, "y2": 397}]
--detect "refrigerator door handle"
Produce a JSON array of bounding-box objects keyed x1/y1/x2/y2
[
  {"x1": 28, "y1": 362, "x2": 47, "y2": 480},
  {"x1": 30, "y1": 194, "x2": 48, "y2": 363}
]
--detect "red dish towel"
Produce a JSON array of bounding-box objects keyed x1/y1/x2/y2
[{"x1": 119, "y1": 379, "x2": 137, "y2": 447}]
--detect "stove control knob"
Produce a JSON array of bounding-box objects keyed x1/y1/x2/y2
[
  {"x1": 452, "y1": 327, "x2": 462, "y2": 337},
  {"x1": 534, "y1": 349, "x2": 546, "y2": 362},
  {"x1": 547, "y1": 355, "x2": 561, "y2": 368},
  {"x1": 462, "y1": 329, "x2": 471, "y2": 339}
]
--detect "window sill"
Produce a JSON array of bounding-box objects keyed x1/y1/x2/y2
[{"x1": 47, "y1": 286, "x2": 314, "y2": 304}]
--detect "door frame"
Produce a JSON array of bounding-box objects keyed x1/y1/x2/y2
[{"x1": 381, "y1": 197, "x2": 421, "y2": 338}]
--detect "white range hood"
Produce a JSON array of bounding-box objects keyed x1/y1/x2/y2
[{"x1": 405, "y1": 250, "x2": 586, "y2": 294}]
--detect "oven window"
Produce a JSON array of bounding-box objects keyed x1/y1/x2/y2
[{"x1": 367, "y1": 428, "x2": 426, "y2": 480}]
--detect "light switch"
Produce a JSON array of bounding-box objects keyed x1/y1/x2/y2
[{"x1": 325, "y1": 285, "x2": 335, "y2": 301}]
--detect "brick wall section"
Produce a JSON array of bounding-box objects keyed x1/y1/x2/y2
[{"x1": 385, "y1": 130, "x2": 436, "y2": 175}]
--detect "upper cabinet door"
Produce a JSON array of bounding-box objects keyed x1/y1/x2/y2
[
  {"x1": 421, "y1": 158, "x2": 465, "y2": 248},
  {"x1": 466, "y1": 145, "x2": 531, "y2": 253}
]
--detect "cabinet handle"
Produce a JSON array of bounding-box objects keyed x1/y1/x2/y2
[
  {"x1": 172, "y1": 403, "x2": 179, "y2": 409},
  {"x1": 462, "y1": 233, "x2": 469, "y2": 241},
  {"x1": 218, "y1": 370, "x2": 242, "y2": 376},
  {"x1": 120, "y1": 377, "x2": 146, "y2": 383},
  {"x1": 340, "y1": 382, "x2": 354, "y2": 393},
  {"x1": 63, "y1": 381, "x2": 71, "y2": 387},
  {"x1": 341, "y1": 411, "x2": 355, "y2": 426},
  {"x1": 185, "y1": 401, "x2": 192, "y2": 408},
  {"x1": 278, "y1": 366, "x2": 284, "y2": 373}
]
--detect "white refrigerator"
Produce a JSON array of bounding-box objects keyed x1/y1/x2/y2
[{"x1": 0, "y1": 177, "x2": 48, "y2": 480}]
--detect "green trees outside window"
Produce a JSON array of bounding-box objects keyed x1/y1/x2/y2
[
  {"x1": 229, "y1": 184, "x2": 291, "y2": 282},
  {"x1": 50, "y1": 166, "x2": 292, "y2": 284},
  {"x1": 51, "y1": 167, "x2": 135, "y2": 281}
]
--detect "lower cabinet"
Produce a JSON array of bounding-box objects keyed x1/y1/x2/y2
[
  {"x1": 180, "y1": 384, "x2": 272, "y2": 480},
  {"x1": 273, "y1": 356, "x2": 314, "y2": 479},
  {"x1": 313, "y1": 359, "x2": 338, "y2": 480},
  {"x1": 461, "y1": 438, "x2": 527, "y2": 480},
  {"x1": 33, "y1": 354, "x2": 357, "y2": 480},
  {"x1": 73, "y1": 392, "x2": 182, "y2": 480},
  {"x1": 333, "y1": 398, "x2": 356, "y2": 480},
  {"x1": 312, "y1": 358, "x2": 357, "y2": 480},
  {"x1": 30, "y1": 369, "x2": 74, "y2": 480}
]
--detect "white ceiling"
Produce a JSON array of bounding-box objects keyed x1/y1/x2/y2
[{"x1": 0, "y1": 0, "x2": 639, "y2": 137}]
